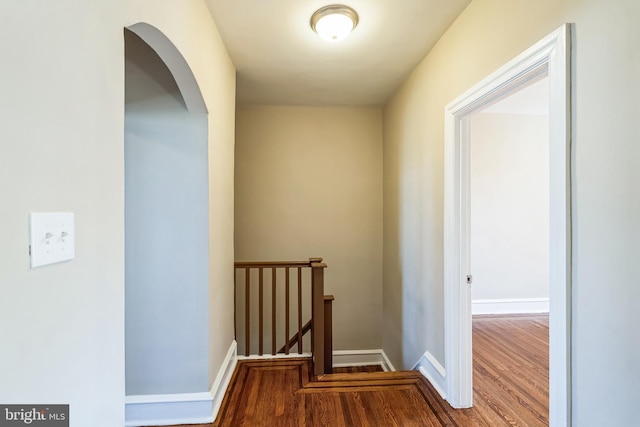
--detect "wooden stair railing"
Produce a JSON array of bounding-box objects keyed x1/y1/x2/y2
[
  {"x1": 278, "y1": 294, "x2": 334, "y2": 373},
  {"x1": 234, "y1": 258, "x2": 332, "y2": 376},
  {"x1": 278, "y1": 319, "x2": 312, "y2": 354}
]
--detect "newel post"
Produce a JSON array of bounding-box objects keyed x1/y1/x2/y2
[
  {"x1": 310, "y1": 258, "x2": 328, "y2": 376},
  {"x1": 324, "y1": 295, "x2": 334, "y2": 374}
]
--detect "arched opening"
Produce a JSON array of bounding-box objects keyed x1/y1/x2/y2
[
  {"x1": 124, "y1": 25, "x2": 209, "y2": 397},
  {"x1": 127, "y1": 22, "x2": 208, "y2": 115}
]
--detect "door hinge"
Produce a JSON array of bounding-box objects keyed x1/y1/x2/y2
[{"x1": 466, "y1": 275, "x2": 473, "y2": 284}]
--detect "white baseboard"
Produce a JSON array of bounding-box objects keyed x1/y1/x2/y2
[
  {"x1": 413, "y1": 351, "x2": 446, "y2": 400},
  {"x1": 332, "y1": 349, "x2": 396, "y2": 372},
  {"x1": 210, "y1": 340, "x2": 238, "y2": 421},
  {"x1": 125, "y1": 340, "x2": 238, "y2": 427},
  {"x1": 472, "y1": 298, "x2": 549, "y2": 315}
]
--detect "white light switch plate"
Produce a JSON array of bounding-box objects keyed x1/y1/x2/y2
[{"x1": 30, "y1": 212, "x2": 75, "y2": 268}]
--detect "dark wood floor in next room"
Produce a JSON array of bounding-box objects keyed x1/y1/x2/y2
[{"x1": 156, "y1": 314, "x2": 549, "y2": 427}]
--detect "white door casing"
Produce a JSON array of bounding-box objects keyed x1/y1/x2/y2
[{"x1": 443, "y1": 24, "x2": 572, "y2": 426}]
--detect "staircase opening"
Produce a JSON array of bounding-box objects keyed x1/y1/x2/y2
[{"x1": 234, "y1": 258, "x2": 334, "y2": 376}]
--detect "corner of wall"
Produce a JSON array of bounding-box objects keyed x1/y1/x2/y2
[
  {"x1": 210, "y1": 340, "x2": 238, "y2": 419},
  {"x1": 413, "y1": 351, "x2": 446, "y2": 400}
]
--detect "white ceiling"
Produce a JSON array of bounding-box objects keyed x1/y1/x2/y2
[{"x1": 205, "y1": 0, "x2": 472, "y2": 106}]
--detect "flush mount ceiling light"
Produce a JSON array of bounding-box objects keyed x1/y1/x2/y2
[{"x1": 310, "y1": 4, "x2": 359, "y2": 42}]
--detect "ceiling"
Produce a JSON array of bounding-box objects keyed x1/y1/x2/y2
[{"x1": 205, "y1": 0, "x2": 472, "y2": 106}]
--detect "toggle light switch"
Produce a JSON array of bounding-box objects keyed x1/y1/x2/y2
[{"x1": 30, "y1": 212, "x2": 75, "y2": 268}]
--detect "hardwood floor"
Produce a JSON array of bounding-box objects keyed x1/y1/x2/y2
[
  {"x1": 470, "y1": 314, "x2": 549, "y2": 426},
  {"x1": 153, "y1": 314, "x2": 548, "y2": 427},
  {"x1": 213, "y1": 359, "x2": 457, "y2": 426}
]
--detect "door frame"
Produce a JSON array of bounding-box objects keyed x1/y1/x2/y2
[{"x1": 443, "y1": 24, "x2": 572, "y2": 426}]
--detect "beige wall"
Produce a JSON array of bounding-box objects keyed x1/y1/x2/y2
[
  {"x1": 383, "y1": 0, "x2": 640, "y2": 424},
  {"x1": 235, "y1": 106, "x2": 383, "y2": 350},
  {"x1": 0, "y1": 1, "x2": 235, "y2": 425}
]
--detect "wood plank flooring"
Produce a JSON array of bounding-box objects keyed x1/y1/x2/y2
[
  {"x1": 153, "y1": 314, "x2": 548, "y2": 427},
  {"x1": 470, "y1": 314, "x2": 549, "y2": 426},
  {"x1": 214, "y1": 359, "x2": 457, "y2": 427}
]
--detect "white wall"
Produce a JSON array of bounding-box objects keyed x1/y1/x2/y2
[
  {"x1": 0, "y1": 1, "x2": 235, "y2": 426},
  {"x1": 235, "y1": 106, "x2": 383, "y2": 351},
  {"x1": 383, "y1": 0, "x2": 640, "y2": 424},
  {"x1": 124, "y1": 30, "x2": 209, "y2": 395},
  {"x1": 0, "y1": 2, "x2": 127, "y2": 426},
  {"x1": 470, "y1": 113, "x2": 549, "y2": 303}
]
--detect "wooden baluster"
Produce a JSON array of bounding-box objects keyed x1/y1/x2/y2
[
  {"x1": 297, "y1": 267, "x2": 303, "y2": 354},
  {"x1": 258, "y1": 268, "x2": 264, "y2": 356},
  {"x1": 272, "y1": 267, "x2": 277, "y2": 355},
  {"x1": 310, "y1": 258, "x2": 327, "y2": 376},
  {"x1": 245, "y1": 267, "x2": 250, "y2": 357},
  {"x1": 285, "y1": 268, "x2": 290, "y2": 355}
]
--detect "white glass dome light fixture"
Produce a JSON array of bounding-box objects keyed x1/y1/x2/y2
[{"x1": 310, "y1": 5, "x2": 359, "y2": 43}]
